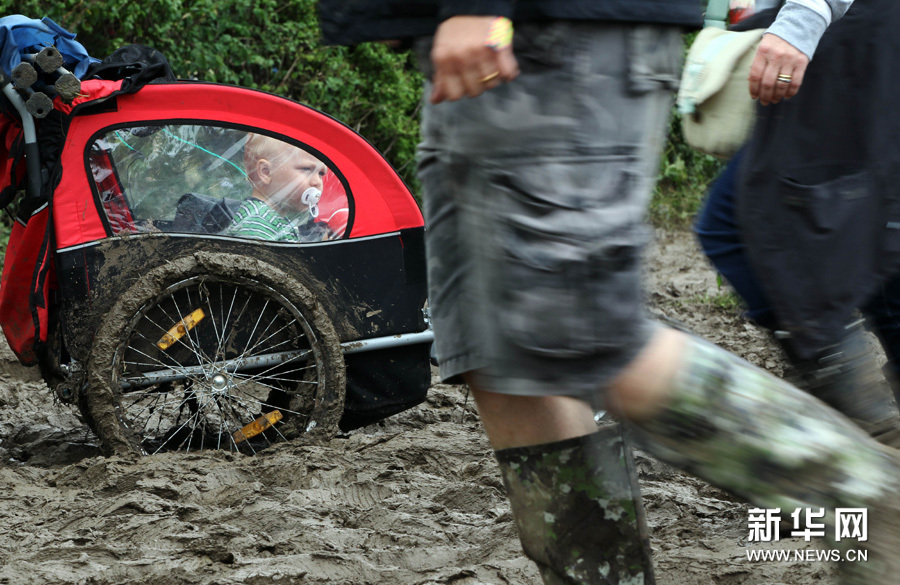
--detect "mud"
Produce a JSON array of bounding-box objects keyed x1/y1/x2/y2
[{"x1": 0, "y1": 229, "x2": 854, "y2": 584}]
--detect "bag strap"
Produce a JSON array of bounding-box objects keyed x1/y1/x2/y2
[{"x1": 705, "y1": 0, "x2": 731, "y2": 28}]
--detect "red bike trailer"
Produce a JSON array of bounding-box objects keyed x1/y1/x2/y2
[{"x1": 0, "y1": 76, "x2": 433, "y2": 456}]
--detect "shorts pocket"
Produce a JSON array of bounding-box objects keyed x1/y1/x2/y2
[
  {"x1": 487, "y1": 148, "x2": 649, "y2": 359},
  {"x1": 626, "y1": 25, "x2": 683, "y2": 93},
  {"x1": 498, "y1": 227, "x2": 644, "y2": 358}
]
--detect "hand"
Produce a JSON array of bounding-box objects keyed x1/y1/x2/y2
[
  {"x1": 430, "y1": 16, "x2": 519, "y2": 104},
  {"x1": 748, "y1": 33, "x2": 809, "y2": 106}
]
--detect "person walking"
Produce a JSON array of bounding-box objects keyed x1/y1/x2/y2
[
  {"x1": 696, "y1": 0, "x2": 900, "y2": 444},
  {"x1": 319, "y1": 2, "x2": 900, "y2": 583}
]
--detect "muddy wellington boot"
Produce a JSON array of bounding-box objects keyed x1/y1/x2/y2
[
  {"x1": 495, "y1": 424, "x2": 655, "y2": 585},
  {"x1": 630, "y1": 335, "x2": 900, "y2": 585},
  {"x1": 775, "y1": 322, "x2": 900, "y2": 447}
]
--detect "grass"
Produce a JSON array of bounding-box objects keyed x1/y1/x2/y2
[
  {"x1": 656, "y1": 290, "x2": 746, "y2": 320},
  {"x1": 687, "y1": 290, "x2": 744, "y2": 312},
  {"x1": 649, "y1": 182, "x2": 709, "y2": 230}
]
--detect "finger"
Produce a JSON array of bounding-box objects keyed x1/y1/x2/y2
[
  {"x1": 755, "y1": 63, "x2": 777, "y2": 106},
  {"x1": 460, "y1": 59, "x2": 494, "y2": 98},
  {"x1": 479, "y1": 69, "x2": 503, "y2": 91},
  {"x1": 430, "y1": 67, "x2": 467, "y2": 104},
  {"x1": 429, "y1": 39, "x2": 465, "y2": 103},
  {"x1": 761, "y1": 57, "x2": 788, "y2": 106},
  {"x1": 496, "y1": 48, "x2": 519, "y2": 81},
  {"x1": 429, "y1": 73, "x2": 447, "y2": 104},
  {"x1": 477, "y1": 50, "x2": 512, "y2": 91},
  {"x1": 458, "y1": 48, "x2": 513, "y2": 98},
  {"x1": 747, "y1": 50, "x2": 767, "y2": 100},
  {"x1": 782, "y1": 64, "x2": 806, "y2": 100},
  {"x1": 429, "y1": 81, "x2": 446, "y2": 104},
  {"x1": 770, "y1": 70, "x2": 791, "y2": 105}
]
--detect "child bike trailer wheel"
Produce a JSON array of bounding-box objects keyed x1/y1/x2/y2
[{"x1": 82, "y1": 252, "x2": 346, "y2": 456}]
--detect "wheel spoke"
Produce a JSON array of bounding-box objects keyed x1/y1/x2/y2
[
  {"x1": 231, "y1": 364, "x2": 319, "y2": 385},
  {"x1": 123, "y1": 344, "x2": 205, "y2": 385},
  {"x1": 124, "y1": 385, "x2": 199, "y2": 433},
  {"x1": 106, "y1": 274, "x2": 333, "y2": 455},
  {"x1": 220, "y1": 395, "x2": 270, "y2": 452},
  {"x1": 231, "y1": 299, "x2": 271, "y2": 372},
  {"x1": 235, "y1": 318, "x2": 299, "y2": 363},
  {"x1": 150, "y1": 398, "x2": 208, "y2": 455},
  {"x1": 199, "y1": 280, "x2": 226, "y2": 362},
  {"x1": 226, "y1": 383, "x2": 311, "y2": 419}
]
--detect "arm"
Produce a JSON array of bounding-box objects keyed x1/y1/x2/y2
[
  {"x1": 429, "y1": 1, "x2": 519, "y2": 104},
  {"x1": 768, "y1": 0, "x2": 852, "y2": 60},
  {"x1": 749, "y1": 0, "x2": 854, "y2": 105}
]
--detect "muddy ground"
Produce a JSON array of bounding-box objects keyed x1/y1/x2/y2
[{"x1": 0, "y1": 229, "x2": 857, "y2": 585}]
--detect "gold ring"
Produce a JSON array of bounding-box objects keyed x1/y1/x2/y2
[
  {"x1": 480, "y1": 71, "x2": 500, "y2": 84},
  {"x1": 776, "y1": 74, "x2": 792, "y2": 84}
]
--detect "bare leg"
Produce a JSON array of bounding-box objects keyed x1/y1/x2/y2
[
  {"x1": 607, "y1": 326, "x2": 686, "y2": 422},
  {"x1": 467, "y1": 382, "x2": 597, "y2": 450}
]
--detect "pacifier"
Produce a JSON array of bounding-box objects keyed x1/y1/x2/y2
[{"x1": 301, "y1": 187, "x2": 321, "y2": 218}]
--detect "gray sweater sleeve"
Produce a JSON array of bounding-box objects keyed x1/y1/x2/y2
[{"x1": 766, "y1": 0, "x2": 853, "y2": 60}]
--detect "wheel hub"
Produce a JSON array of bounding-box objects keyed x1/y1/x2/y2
[{"x1": 210, "y1": 373, "x2": 229, "y2": 393}]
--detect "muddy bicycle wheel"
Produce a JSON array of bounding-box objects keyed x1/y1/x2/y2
[{"x1": 83, "y1": 253, "x2": 345, "y2": 456}]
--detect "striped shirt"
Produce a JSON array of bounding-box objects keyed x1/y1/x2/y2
[
  {"x1": 225, "y1": 198, "x2": 330, "y2": 242},
  {"x1": 225, "y1": 198, "x2": 302, "y2": 242}
]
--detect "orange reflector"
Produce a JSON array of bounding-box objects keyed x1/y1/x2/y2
[
  {"x1": 156, "y1": 308, "x2": 206, "y2": 350},
  {"x1": 233, "y1": 410, "x2": 284, "y2": 443}
]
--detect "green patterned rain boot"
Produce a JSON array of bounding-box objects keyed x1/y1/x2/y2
[
  {"x1": 495, "y1": 424, "x2": 654, "y2": 585},
  {"x1": 631, "y1": 334, "x2": 900, "y2": 585}
]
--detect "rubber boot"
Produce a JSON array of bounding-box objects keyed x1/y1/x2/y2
[
  {"x1": 630, "y1": 334, "x2": 900, "y2": 585},
  {"x1": 495, "y1": 424, "x2": 655, "y2": 585},
  {"x1": 775, "y1": 322, "x2": 900, "y2": 448}
]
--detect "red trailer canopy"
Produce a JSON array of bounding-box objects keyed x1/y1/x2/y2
[{"x1": 53, "y1": 81, "x2": 423, "y2": 249}]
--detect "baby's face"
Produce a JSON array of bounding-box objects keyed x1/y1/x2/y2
[{"x1": 264, "y1": 149, "x2": 327, "y2": 214}]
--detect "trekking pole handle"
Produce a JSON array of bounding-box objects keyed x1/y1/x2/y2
[{"x1": 1, "y1": 80, "x2": 43, "y2": 201}]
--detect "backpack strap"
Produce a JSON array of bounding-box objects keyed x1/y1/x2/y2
[
  {"x1": 706, "y1": 0, "x2": 731, "y2": 28},
  {"x1": 86, "y1": 44, "x2": 176, "y2": 92}
]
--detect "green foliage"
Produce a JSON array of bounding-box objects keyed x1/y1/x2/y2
[
  {"x1": 5, "y1": 0, "x2": 424, "y2": 193},
  {"x1": 650, "y1": 108, "x2": 725, "y2": 228},
  {"x1": 1, "y1": 3, "x2": 723, "y2": 228},
  {"x1": 649, "y1": 31, "x2": 726, "y2": 228}
]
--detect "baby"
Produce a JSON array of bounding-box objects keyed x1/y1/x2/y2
[{"x1": 226, "y1": 133, "x2": 332, "y2": 242}]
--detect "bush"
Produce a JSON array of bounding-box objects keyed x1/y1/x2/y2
[
  {"x1": 1, "y1": 3, "x2": 723, "y2": 227},
  {"x1": 651, "y1": 108, "x2": 725, "y2": 228},
  {"x1": 4, "y1": 0, "x2": 424, "y2": 193},
  {"x1": 650, "y1": 32, "x2": 725, "y2": 228}
]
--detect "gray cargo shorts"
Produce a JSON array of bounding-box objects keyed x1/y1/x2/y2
[{"x1": 416, "y1": 21, "x2": 681, "y2": 403}]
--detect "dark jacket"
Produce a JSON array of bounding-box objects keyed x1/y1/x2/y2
[
  {"x1": 319, "y1": 0, "x2": 702, "y2": 46},
  {"x1": 737, "y1": 0, "x2": 900, "y2": 359}
]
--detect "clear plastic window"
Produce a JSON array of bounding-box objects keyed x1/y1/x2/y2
[{"x1": 89, "y1": 124, "x2": 350, "y2": 242}]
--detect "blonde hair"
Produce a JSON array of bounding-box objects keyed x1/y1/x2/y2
[{"x1": 244, "y1": 133, "x2": 299, "y2": 186}]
